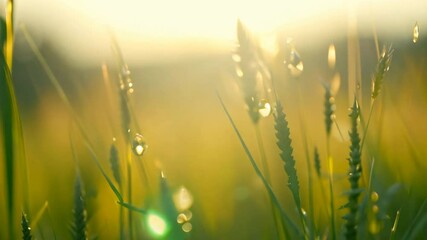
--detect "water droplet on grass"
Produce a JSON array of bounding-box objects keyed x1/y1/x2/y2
[
  {"x1": 258, "y1": 99, "x2": 271, "y2": 117},
  {"x1": 413, "y1": 22, "x2": 419, "y2": 43},
  {"x1": 132, "y1": 133, "x2": 147, "y2": 156}
]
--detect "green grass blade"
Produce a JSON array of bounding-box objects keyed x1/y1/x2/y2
[
  {"x1": 117, "y1": 202, "x2": 147, "y2": 215},
  {"x1": 217, "y1": 92, "x2": 303, "y2": 239},
  {"x1": 402, "y1": 199, "x2": 427, "y2": 240},
  {"x1": 22, "y1": 25, "x2": 123, "y2": 204},
  {"x1": 390, "y1": 210, "x2": 400, "y2": 240}
]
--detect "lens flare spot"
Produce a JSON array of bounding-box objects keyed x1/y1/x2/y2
[
  {"x1": 147, "y1": 212, "x2": 168, "y2": 237},
  {"x1": 173, "y1": 186, "x2": 194, "y2": 211},
  {"x1": 182, "y1": 222, "x2": 193, "y2": 233},
  {"x1": 328, "y1": 44, "x2": 336, "y2": 69}
]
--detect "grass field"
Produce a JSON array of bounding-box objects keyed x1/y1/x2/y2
[{"x1": 1, "y1": 1, "x2": 427, "y2": 239}]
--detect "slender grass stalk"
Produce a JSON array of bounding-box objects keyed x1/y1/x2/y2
[
  {"x1": 273, "y1": 101, "x2": 308, "y2": 239},
  {"x1": 126, "y1": 142, "x2": 134, "y2": 240},
  {"x1": 389, "y1": 210, "x2": 400, "y2": 240},
  {"x1": 313, "y1": 147, "x2": 328, "y2": 234},
  {"x1": 361, "y1": 45, "x2": 394, "y2": 151},
  {"x1": 402, "y1": 200, "x2": 427, "y2": 240},
  {"x1": 217, "y1": 93, "x2": 302, "y2": 239},
  {"x1": 235, "y1": 20, "x2": 283, "y2": 239},
  {"x1": 296, "y1": 86, "x2": 315, "y2": 239},
  {"x1": 21, "y1": 24, "x2": 124, "y2": 201},
  {"x1": 255, "y1": 125, "x2": 283, "y2": 240},
  {"x1": 5, "y1": 0, "x2": 13, "y2": 68},
  {"x1": 1, "y1": 10, "x2": 28, "y2": 238},
  {"x1": 21, "y1": 212, "x2": 32, "y2": 240},
  {"x1": 31, "y1": 201, "x2": 49, "y2": 228},
  {"x1": 109, "y1": 143, "x2": 125, "y2": 240},
  {"x1": 343, "y1": 98, "x2": 362, "y2": 240},
  {"x1": 71, "y1": 174, "x2": 88, "y2": 240},
  {"x1": 118, "y1": 202, "x2": 148, "y2": 215}
]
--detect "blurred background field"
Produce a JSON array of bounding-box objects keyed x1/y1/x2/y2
[{"x1": 1, "y1": 0, "x2": 427, "y2": 239}]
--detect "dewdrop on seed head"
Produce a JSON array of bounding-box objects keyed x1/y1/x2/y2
[
  {"x1": 413, "y1": 22, "x2": 419, "y2": 43},
  {"x1": 132, "y1": 133, "x2": 147, "y2": 156},
  {"x1": 119, "y1": 65, "x2": 134, "y2": 94},
  {"x1": 258, "y1": 99, "x2": 272, "y2": 118},
  {"x1": 283, "y1": 38, "x2": 303, "y2": 76}
]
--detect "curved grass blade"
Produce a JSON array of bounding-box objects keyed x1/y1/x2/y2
[
  {"x1": 390, "y1": 210, "x2": 400, "y2": 240},
  {"x1": 21, "y1": 25, "x2": 123, "y2": 203},
  {"x1": 217, "y1": 92, "x2": 302, "y2": 238}
]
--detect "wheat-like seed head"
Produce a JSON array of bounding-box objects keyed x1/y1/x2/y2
[
  {"x1": 21, "y1": 212, "x2": 32, "y2": 240},
  {"x1": 323, "y1": 84, "x2": 335, "y2": 137},
  {"x1": 371, "y1": 45, "x2": 394, "y2": 100},
  {"x1": 109, "y1": 143, "x2": 122, "y2": 187},
  {"x1": 235, "y1": 20, "x2": 263, "y2": 124},
  {"x1": 72, "y1": 174, "x2": 88, "y2": 240},
  {"x1": 343, "y1": 98, "x2": 362, "y2": 240},
  {"x1": 274, "y1": 101, "x2": 301, "y2": 209}
]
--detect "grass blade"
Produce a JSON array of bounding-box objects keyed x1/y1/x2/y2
[
  {"x1": 390, "y1": 210, "x2": 400, "y2": 240},
  {"x1": 217, "y1": 92, "x2": 303, "y2": 238}
]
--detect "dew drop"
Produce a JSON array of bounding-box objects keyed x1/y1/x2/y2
[
  {"x1": 413, "y1": 22, "x2": 419, "y2": 43},
  {"x1": 132, "y1": 133, "x2": 147, "y2": 156},
  {"x1": 182, "y1": 222, "x2": 192, "y2": 233},
  {"x1": 258, "y1": 99, "x2": 272, "y2": 118},
  {"x1": 287, "y1": 49, "x2": 304, "y2": 76}
]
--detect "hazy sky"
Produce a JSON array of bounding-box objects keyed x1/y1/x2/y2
[{"x1": 9, "y1": 0, "x2": 427, "y2": 66}]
